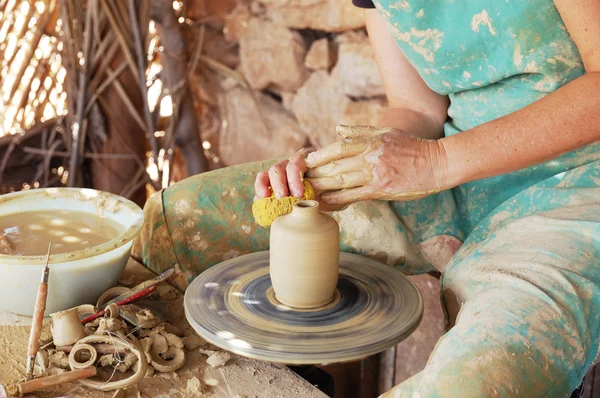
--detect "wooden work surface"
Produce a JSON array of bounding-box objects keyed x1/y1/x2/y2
[{"x1": 0, "y1": 258, "x2": 327, "y2": 398}]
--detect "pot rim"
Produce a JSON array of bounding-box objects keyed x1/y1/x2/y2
[
  {"x1": 0, "y1": 188, "x2": 143, "y2": 266},
  {"x1": 294, "y1": 200, "x2": 318, "y2": 208}
]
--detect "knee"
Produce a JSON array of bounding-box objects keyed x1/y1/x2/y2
[{"x1": 385, "y1": 334, "x2": 573, "y2": 398}]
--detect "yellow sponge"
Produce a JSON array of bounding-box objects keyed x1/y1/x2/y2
[{"x1": 252, "y1": 180, "x2": 316, "y2": 227}]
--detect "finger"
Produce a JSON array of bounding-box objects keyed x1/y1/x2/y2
[
  {"x1": 307, "y1": 171, "x2": 372, "y2": 191},
  {"x1": 306, "y1": 155, "x2": 366, "y2": 178},
  {"x1": 286, "y1": 157, "x2": 308, "y2": 198},
  {"x1": 305, "y1": 139, "x2": 369, "y2": 168},
  {"x1": 254, "y1": 171, "x2": 271, "y2": 200},
  {"x1": 336, "y1": 124, "x2": 394, "y2": 139},
  {"x1": 294, "y1": 147, "x2": 313, "y2": 159},
  {"x1": 268, "y1": 161, "x2": 289, "y2": 198},
  {"x1": 321, "y1": 186, "x2": 376, "y2": 205}
]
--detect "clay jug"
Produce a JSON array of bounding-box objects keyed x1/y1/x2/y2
[
  {"x1": 270, "y1": 200, "x2": 340, "y2": 308},
  {"x1": 51, "y1": 307, "x2": 87, "y2": 346}
]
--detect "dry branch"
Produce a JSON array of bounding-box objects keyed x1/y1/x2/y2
[
  {"x1": 67, "y1": 0, "x2": 94, "y2": 186},
  {"x1": 151, "y1": 0, "x2": 207, "y2": 176},
  {"x1": 3, "y1": 0, "x2": 36, "y2": 70},
  {"x1": 100, "y1": 0, "x2": 138, "y2": 81},
  {"x1": 128, "y1": 0, "x2": 159, "y2": 170},
  {"x1": 0, "y1": 137, "x2": 18, "y2": 186},
  {"x1": 85, "y1": 62, "x2": 128, "y2": 114},
  {"x1": 102, "y1": 66, "x2": 148, "y2": 132},
  {"x1": 8, "y1": 2, "x2": 55, "y2": 100},
  {"x1": 23, "y1": 147, "x2": 138, "y2": 160},
  {"x1": 1, "y1": 0, "x2": 217, "y2": 198}
]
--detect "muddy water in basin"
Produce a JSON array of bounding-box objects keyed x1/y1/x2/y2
[{"x1": 0, "y1": 210, "x2": 121, "y2": 255}]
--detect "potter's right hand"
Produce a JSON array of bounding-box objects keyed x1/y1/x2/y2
[{"x1": 254, "y1": 149, "x2": 312, "y2": 200}]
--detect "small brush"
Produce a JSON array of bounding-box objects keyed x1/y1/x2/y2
[{"x1": 25, "y1": 242, "x2": 52, "y2": 381}]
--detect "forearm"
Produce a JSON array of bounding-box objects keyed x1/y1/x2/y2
[
  {"x1": 441, "y1": 72, "x2": 600, "y2": 187},
  {"x1": 378, "y1": 106, "x2": 445, "y2": 140}
]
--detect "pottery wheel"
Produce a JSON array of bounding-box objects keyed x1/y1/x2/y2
[{"x1": 184, "y1": 251, "x2": 423, "y2": 364}]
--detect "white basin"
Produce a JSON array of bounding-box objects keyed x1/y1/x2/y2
[{"x1": 0, "y1": 188, "x2": 144, "y2": 315}]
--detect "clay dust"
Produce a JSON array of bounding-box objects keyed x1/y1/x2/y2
[
  {"x1": 0, "y1": 281, "x2": 324, "y2": 398},
  {"x1": 0, "y1": 323, "x2": 320, "y2": 398},
  {"x1": 0, "y1": 324, "x2": 34, "y2": 384}
]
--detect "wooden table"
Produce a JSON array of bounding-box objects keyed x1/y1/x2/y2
[{"x1": 0, "y1": 258, "x2": 328, "y2": 398}]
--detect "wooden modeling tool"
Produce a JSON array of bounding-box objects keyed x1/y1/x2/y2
[
  {"x1": 20, "y1": 367, "x2": 97, "y2": 395},
  {"x1": 0, "y1": 367, "x2": 97, "y2": 397},
  {"x1": 25, "y1": 242, "x2": 52, "y2": 381}
]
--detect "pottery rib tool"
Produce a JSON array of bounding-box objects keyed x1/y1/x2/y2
[
  {"x1": 100, "y1": 268, "x2": 174, "y2": 309},
  {"x1": 81, "y1": 285, "x2": 158, "y2": 324},
  {"x1": 25, "y1": 242, "x2": 52, "y2": 381},
  {"x1": 184, "y1": 251, "x2": 424, "y2": 364}
]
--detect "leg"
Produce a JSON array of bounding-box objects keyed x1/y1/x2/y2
[
  {"x1": 334, "y1": 184, "x2": 463, "y2": 274},
  {"x1": 382, "y1": 161, "x2": 600, "y2": 397},
  {"x1": 131, "y1": 160, "x2": 274, "y2": 290},
  {"x1": 132, "y1": 161, "x2": 457, "y2": 290}
]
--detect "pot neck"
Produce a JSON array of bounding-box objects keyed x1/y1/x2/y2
[{"x1": 291, "y1": 200, "x2": 320, "y2": 218}]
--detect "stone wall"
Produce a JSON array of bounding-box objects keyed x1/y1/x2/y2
[{"x1": 190, "y1": 0, "x2": 387, "y2": 167}]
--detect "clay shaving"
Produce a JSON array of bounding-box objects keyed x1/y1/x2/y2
[
  {"x1": 0, "y1": 234, "x2": 13, "y2": 255},
  {"x1": 0, "y1": 266, "x2": 326, "y2": 398},
  {"x1": 206, "y1": 351, "x2": 231, "y2": 368}
]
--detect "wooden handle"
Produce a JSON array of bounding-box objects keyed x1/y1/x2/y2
[
  {"x1": 19, "y1": 367, "x2": 97, "y2": 394},
  {"x1": 27, "y1": 282, "x2": 48, "y2": 356}
]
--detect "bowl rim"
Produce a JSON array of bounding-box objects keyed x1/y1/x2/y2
[{"x1": 0, "y1": 188, "x2": 144, "y2": 265}]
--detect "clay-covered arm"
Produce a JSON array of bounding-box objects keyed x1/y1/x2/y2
[
  {"x1": 366, "y1": 10, "x2": 448, "y2": 140},
  {"x1": 254, "y1": 10, "x2": 449, "y2": 202},
  {"x1": 440, "y1": 0, "x2": 600, "y2": 188}
]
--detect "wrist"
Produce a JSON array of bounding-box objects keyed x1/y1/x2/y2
[
  {"x1": 435, "y1": 136, "x2": 469, "y2": 189},
  {"x1": 378, "y1": 107, "x2": 444, "y2": 140}
]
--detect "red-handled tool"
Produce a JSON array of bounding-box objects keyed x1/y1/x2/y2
[{"x1": 81, "y1": 285, "x2": 158, "y2": 324}]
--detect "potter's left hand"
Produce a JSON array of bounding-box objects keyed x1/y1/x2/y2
[{"x1": 305, "y1": 125, "x2": 451, "y2": 205}]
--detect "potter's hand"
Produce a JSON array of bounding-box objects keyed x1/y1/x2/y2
[
  {"x1": 254, "y1": 148, "x2": 311, "y2": 200},
  {"x1": 305, "y1": 125, "x2": 450, "y2": 205}
]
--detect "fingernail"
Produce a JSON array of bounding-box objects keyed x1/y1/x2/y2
[
  {"x1": 290, "y1": 188, "x2": 300, "y2": 198},
  {"x1": 306, "y1": 153, "x2": 317, "y2": 165},
  {"x1": 275, "y1": 189, "x2": 285, "y2": 198},
  {"x1": 323, "y1": 196, "x2": 337, "y2": 204}
]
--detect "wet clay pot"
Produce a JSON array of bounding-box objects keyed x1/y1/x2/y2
[{"x1": 270, "y1": 200, "x2": 340, "y2": 308}]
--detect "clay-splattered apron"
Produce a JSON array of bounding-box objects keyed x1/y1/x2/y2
[{"x1": 132, "y1": 0, "x2": 600, "y2": 396}]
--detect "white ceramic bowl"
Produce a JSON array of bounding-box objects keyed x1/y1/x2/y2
[{"x1": 0, "y1": 188, "x2": 144, "y2": 315}]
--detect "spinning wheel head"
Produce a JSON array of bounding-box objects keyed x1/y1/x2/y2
[
  {"x1": 184, "y1": 251, "x2": 423, "y2": 364},
  {"x1": 265, "y1": 287, "x2": 342, "y2": 312}
]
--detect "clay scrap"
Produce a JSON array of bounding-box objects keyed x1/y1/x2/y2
[
  {"x1": 206, "y1": 351, "x2": 231, "y2": 368},
  {"x1": 0, "y1": 234, "x2": 13, "y2": 255},
  {"x1": 8, "y1": 279, "x2": 235, "y2": 396}
]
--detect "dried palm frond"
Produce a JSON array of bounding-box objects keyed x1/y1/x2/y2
[{"x1": 0, "y1": 0, "x2": 211, "y2": 201}]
